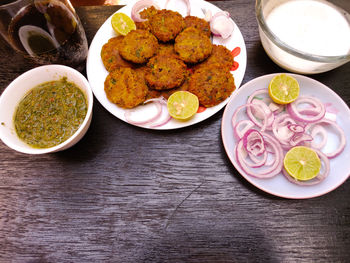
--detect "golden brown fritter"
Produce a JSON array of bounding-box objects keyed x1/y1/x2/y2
[
  {"x1": 193, "y1": 44, "x2": 234, "y2": 71},
  {"x1": 184, "y1": 16, "x2": 211, "y2": 37},
  {"x1": 134, "y1": 66, "x2": 162, "y2": 99},
  {"x1": 159, "y1": 70, "x2": 191, "y2": 99},
  {"x1": 149, "y1": 9, "x2": 185, "y2": 42},
  {"x1": 133, "y1": 64, "x2": 149, "y2": 78},
  {"x1": 135, "y1": 6, "x2": 159, "y2": 32},
  {"x1": 156, "y1": 43, "x2": 178, "y2": 58},
  {"x1": 145, "y1": 54, "x2": 187, "y2": 90},
  {"x1": 174, "y1": 27, "x2": 213, "y2": 64},
  {"x1": 100, "y1": 36, "x2": 134, "y2": 72},
  {"x1": 139, "y1": 6, "x2": 158, "y2": 19},
  {"x1": 119, "y1": 29, "x2": 159, "y2": 64},
  {"x1": 188, "y1": 64, "x2": 235, "y2": 107},
  {"x1": 135, "y1": 21, "x2": 152, "y2": 31},
  {"x1": 104, "y1": 67, "x2": 148, "y2": 109}
]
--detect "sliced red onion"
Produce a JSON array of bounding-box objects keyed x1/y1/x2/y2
[
  {"x1": 248, "y1": 151, "x2": 268, "y2": 168},
  {"x1": 149, "y1": 99, "x2": 172, "y2": 128},
  {"x1": 235, "y1": 132, "x2": 283, "y2": 178},
  {"x1": 251, "y1": 99, "x2": 275, "y2": 127},
  {"x1": 124, "y1": 97, "x2": 172, "y2": 127},
  {"x1": 131, "y1": 0, "x2": 160, "y2": 22},
  {"x1": 247, "y1": 89, "x2": 269, "y2": 102},
  {"x1": 305, "y1": 119, "x2": 346, "y2": 158},
  {"x1": 233, "y1": 119, "x2": 255, "y2": 140},
  {"x1": 288, "y1": 123, "x2": 304, "y2": 134},
  {"x1": 150, "y1": 114, "x2": 172, "y2": 128},
  {"x1": 282, "y1": 149, "x2": 329, "y2": 186},
  {"x1": 165, "y1": 0, "x2": 191, "y2": 16},
  {"x1": 246, "y1": 89, "x2": 275, "y2": 130},
  {"x1": 210, "y1": 11, "x2": 234, "y2": 39},
  {"x1": 236, "y1": 143, "x2": 267, "y2": 168},
  {"x1": 272, "y1": 114, "x2": 312, "y2": 149},
  {"x1": 242, "y1": 129, "x2": 265, "y2": 157},
  {"x1": 232, "y1": 103, "x2": 268, "y2": 132},
  {"x1": 324, "y1": 112, "x2": 337, "y2": 122},
  {"x1": 124, "y1": 100, "x2": 162, "y2": 125},
  {"x1": 308, "y1": 125, "x2": 328, "y2": 149},
  {"x1": 289, "y1": 133, "x2": 313, "y2": 147},
  {"x1": 262, "y1": 132, "x2": 284, "y2": 171},
  {"x1": 324, "y1": 102, "x2": 339, "y2": 114},
  {"x1": 287, "y1": 96, "x2": 325, "y2": 123},
  {"x1": 272, "y1": 113, "x2": 296, "y2": 146},
  {"x1": 144, "y1": 97, "x2": 165, "y2": 104},
  {"x1": 269, "y1": 102, "x2": 284, "y2": 115}
]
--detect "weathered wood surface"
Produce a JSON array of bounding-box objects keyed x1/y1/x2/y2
[{"x1": 0, "y1": 1, "x2": 349, "y2": 262}]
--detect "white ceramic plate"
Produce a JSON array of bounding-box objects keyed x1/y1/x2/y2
[
  {"x1": 86, "y1": 0, "x2": 247, "y2": 129},
  {"x1": 221, "y1": 73, "x2": 350, "y2": 199}
]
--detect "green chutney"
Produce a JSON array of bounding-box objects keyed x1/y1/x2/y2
[{"x1": 14, "y1": 78, "x2": 87, "y2": 148}]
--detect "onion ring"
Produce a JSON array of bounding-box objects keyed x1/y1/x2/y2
[
  {"x1": 235, "y1": 132, "x2": 283, "y2": 178},
  {"x1": 242, "y1": 129, "x2": 265, "y2": 157},
  {"x1": 210, "y1": 11, "x2": 234, "y2": 39},
  {"x1": 149, "y1": 99, "x2": 172, "y2": 128},
  {"x1": 233, "y1": 120, "x2": 255, "y2": 140},
  {"x1": 308, "y1": 125, "x2": 328, "y2": 149},
  {"x1": 124, "y1": 101, "x2": 162, "y2": 125},
  {"x1": 272, "y1": 113, "x2": 296, "y2": 146},
  {"x1": 287, "y1": 96, "x2": 325, "y2": 123},
  {"x1": 124, "y1": 97, "x2": 171, "y2": 127},
  {"x1": 305, "y1": 119, "x2": 346, "y2": 158},
  {"x1": 232, "y1": 103, "x2": 268, "y2": 133},
  {"x1": 246, "y1": 89, "x2": 275, "y2": 130}
]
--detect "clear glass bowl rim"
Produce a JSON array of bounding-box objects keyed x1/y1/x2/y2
[{"x1": 255, "y1": 0, "x2": 350, "y2": 63}]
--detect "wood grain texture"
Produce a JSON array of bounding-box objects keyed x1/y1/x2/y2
[{"x1": 0, "y1": 1, "x2": 349, "y2": 262}]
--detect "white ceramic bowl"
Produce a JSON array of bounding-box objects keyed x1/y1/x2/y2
[
  {"x1": 256, "y1": 0, "x2": 350, "y2": 74},
  {"x1": 0, "y1": 65, "x2": 93, "y2": 154}
]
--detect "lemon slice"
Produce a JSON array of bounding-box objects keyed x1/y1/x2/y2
[
  {"x1": 268, "y1": 74, "x2": 300, "y2": 104},
  {"x1": 284, "y1": 146, "x2": 321, "y2": 181},
  {"x1": 167, "y1": 91, "x2": 199, "y2": 120},
  {"x1": 111, "y1": 13, "x2": 136, "y2": 36}
]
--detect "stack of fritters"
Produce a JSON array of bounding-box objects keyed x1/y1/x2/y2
[{"x1": 102, "y1": 7, "x2": 236, "y2": 109}]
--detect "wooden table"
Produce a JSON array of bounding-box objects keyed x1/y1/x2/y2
[{"x1": 1, "y1": 1, "x2": 349, "y2": 262}]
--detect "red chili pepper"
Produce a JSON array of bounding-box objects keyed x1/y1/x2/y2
[
  {"x1": 230, "y1": 61, "x2": 239, "y2": 71},
  {"x1": 231, "y1": 47, "x2": 241, "y2": 58},
  {"x1": 197, "y1": 106, "x2": 206, "y2": 113}
]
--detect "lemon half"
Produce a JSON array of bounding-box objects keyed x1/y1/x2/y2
[
  {"x1": 167, "y1": 91, "x2": 199, "y2": 120},
  {"x1": 111, "y1": 13, "x2": 136, "y2": 36},
  {"x1": 284, "y1": 146, "x2": 321, "y2": 181},
  {"x1": 268, "y1": 74, "x2": 300, "y2": 104}
]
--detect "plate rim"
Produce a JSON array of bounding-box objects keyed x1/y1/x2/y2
[
  {"x1": 221, "y1": 73, "x2": 350, "y2": 199},
  {"x1": 86, "y1": 0, "x2": 247, "y2": 130}
]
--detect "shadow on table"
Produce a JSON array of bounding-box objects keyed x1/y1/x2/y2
[{"x1": 141, "y1": 222, "x2": 279, "y2": 263}]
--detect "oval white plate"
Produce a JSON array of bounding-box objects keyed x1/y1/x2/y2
[
  {"x1": 221, "y1": 73, "x2": 350, "y2": 199},
  {"x1": 86, "y1": 0, "x2": 247, "y2": 130}
]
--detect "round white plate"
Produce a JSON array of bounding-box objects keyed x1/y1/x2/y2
[
  {"x1": 221, "y1": 73, "x2": 350, "y2": 199},
  {"x1": 86, "y1": 0, "x2": 247, "y2": 130}
]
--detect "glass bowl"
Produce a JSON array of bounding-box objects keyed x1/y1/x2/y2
[{"x1": 256, "y1": 0, "x2": 350, "y2": 74}]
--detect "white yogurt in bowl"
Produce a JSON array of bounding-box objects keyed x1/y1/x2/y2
[{"x1": 256, "y1": 0, "x2": 350, "y2": 74}]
